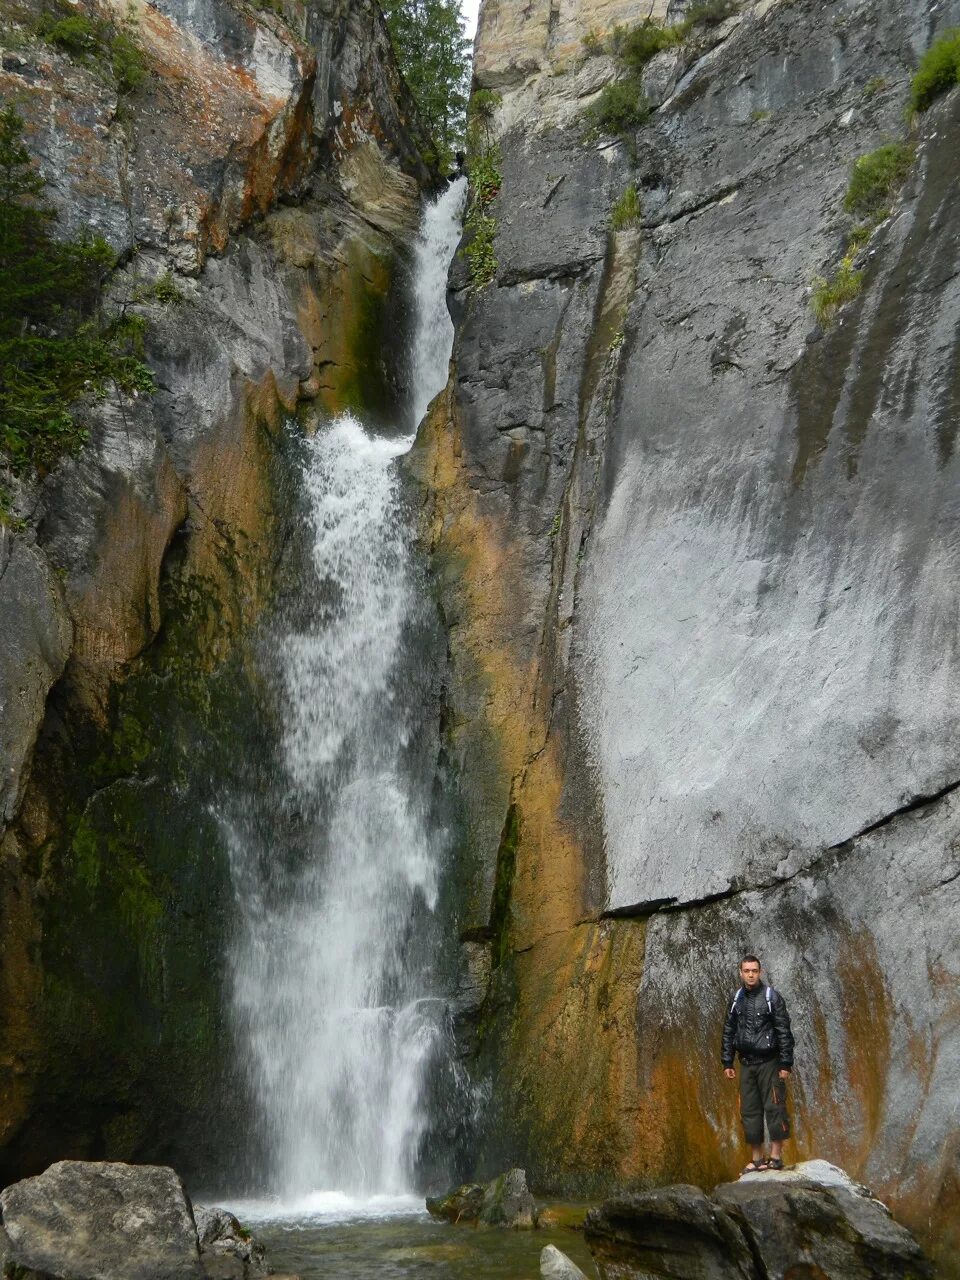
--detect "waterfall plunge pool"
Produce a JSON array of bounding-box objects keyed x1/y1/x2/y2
[{"x1": 214, "y1": 1198, "x2": 599, "y2": 1279}]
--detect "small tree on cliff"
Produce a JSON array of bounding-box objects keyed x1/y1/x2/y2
[
  {"x1": 381, "y1": 0, "x2": 471, "y2": 168},
  {"x1": 0, "y1": 103, "x2": 153, "y2": 475}
]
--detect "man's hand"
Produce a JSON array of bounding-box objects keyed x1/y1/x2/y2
[
  {"x1": 778, "y1": 1069, "x2": 791, "y2": 1080},
  {"x1": 724, "y1": 1067, "x2": 736, "y2": 1079}
]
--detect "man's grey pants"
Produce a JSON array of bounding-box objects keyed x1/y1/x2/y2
[{"x1": 739, "y1": 1058, "x2": 790, "y2": 1145}]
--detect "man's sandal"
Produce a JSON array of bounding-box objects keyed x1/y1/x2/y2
[
  {"x1": 743, "y1": 1159, "x2": 768, "y2": 1173},
  {"x1": 765, "y1": 1157, "x2": 784, "y2": 1171}
]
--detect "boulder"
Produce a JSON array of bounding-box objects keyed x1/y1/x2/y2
[
  {"x1": 194, "y1": 1206, "x2": 267, "y2": 1277},
  {"x1": 584, "y1": 1166, "x2": 933, "y2": 1279},
  {"x1": 541, "y1": 1243, "x2": 589, "y2": 1279},
  {"x1": 426, "y1": 1167, "x2": 538, "y2": 1228},
  {"x1": 426, "y1": 1182, "x2": 486, "y2": 1223},
  {"x1": 714, "y1": 1164, "x2": 933, "y2": 1280},
  {"x1": 479, "y1": 1167, "x2": 538, "y2": 1229},
  {"x1": 0, "y1": 1160, "x2": 203, "y2": 1279},
  {"x1": 584, "y1": 1185, "x2": 757, "y2": 1279}
]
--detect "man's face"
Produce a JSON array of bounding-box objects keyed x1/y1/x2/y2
[{"x1": 740, "y1": 960, "x2": 762, "y2": 989}]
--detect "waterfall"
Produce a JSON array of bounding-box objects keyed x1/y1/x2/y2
[{"x1": 225, "y1": 177, "x2": 466, "y2": 1204}]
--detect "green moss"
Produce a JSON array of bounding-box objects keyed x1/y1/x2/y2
[
  {"x1": 910, "y1": 29, "x2": 960, "y2": 113},
  {"x1": 611, "y1": 184, "x2": 641, "y2": 230},
  {"x1": 844, "y1": 142, "x2": 915, "y2": 218},
  {"x1": 489, "y1": 802, "x2": 520, "y2": 969},
  {"x1": 863, "y1": 75, "x2": 887, "y2": 98}
]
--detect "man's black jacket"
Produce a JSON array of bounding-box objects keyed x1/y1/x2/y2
[{"x1": 721, "y1": 984, "x2": 795, "y2": 1068}]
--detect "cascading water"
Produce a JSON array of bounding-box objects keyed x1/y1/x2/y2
[{"x1": 224, "y1": 177, "x2": 467, "y2": 1207}]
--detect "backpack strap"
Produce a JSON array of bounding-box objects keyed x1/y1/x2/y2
[
  {"x1": 765, "y1": 986, "x2": 775, "y2": 1015},
  {"x1": 729, "y1": 986, "x2": 744, "y2": 1014}
]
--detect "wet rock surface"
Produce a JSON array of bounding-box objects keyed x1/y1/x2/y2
[{"x1": 584, "y1": 1166, "x2": 933, "y2": 1279}]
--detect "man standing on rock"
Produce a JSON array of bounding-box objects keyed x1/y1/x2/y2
[{"x1": 722, "y1": 954, "x2": 795, "y2": 1173}]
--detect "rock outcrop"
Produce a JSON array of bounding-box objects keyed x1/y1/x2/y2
[
  {"x1": 584, "y1": 1164, "x2": 933, "y2": 1279},
  {"x1": 411, "y1": 0, "x2": 960, "y2": 1268},
  {"x1": 0, "y1": 0, "x2": 432, "y2": 1183}
]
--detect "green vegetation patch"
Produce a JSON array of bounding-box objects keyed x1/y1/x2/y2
[
  {"x1": 844, "y1": 142, "x2": 915, "y2": 219},
  {"x1": 811, "y1": 255, "x2": 863, "y2": 328},
  {"x1": 463, "y1": 94, "x2": 502, "y2": 288},
  {"x1": 611, "y1": 183, "x2": 641, "y2": 230},
  {"x1": 35, "y1": 5, "x2": 149, "y2": 94},
  {"x1": 584, "y1": 79, "x2": 651, "y2": 138},
  {"x1": 910, "y1": 29, "x2": 960, "y2": 113},
  {"x1": 0, "y1": 105, "x2": 154, "y2": 475}
]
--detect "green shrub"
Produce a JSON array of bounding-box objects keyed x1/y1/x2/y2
[
  {"x1": 110, "y1": 30, "x2": 147, "y2": 93},
  {"x1": 38, "y1": 13, "x2": 101, "y2": 54},
  {"x1": 811, "y1": 255, "x2": 863, "y2": 328},
  {"x1": 463, "y1": 140, "x2": 501, "y2": 287},
  {"x1": 611, "y1": 183, "x2": 641, "y2": 229},
  {"x1": 468, "y1": 88, "x2": 502, "y2": 121},
  {"x1": 584, "y1": 79, "x2": 651, "y2": 136},
  {"x1": 615, "y1": 20, "x2": 678, "y2": 71},
  {"x1": 684, "y1": 0, "x2": 738, "y2": 28},
  {"x1": 0, "y1": 106, "x2": 154, "y2": 473},
  {"x1": 844, "y1": 142, "x2": 915, "y2": 218},
  {"x1": 582, "y1": 28, "x2": 605, "y2": 54},
  {"x1": 863, "y1": 75, "x2": 886, "y2": 98},
  {"x1": 910, "y1": 29, "x2": 960, "y2": 112},
  {"x1": 35, "y1": 6, "x2": 148, "y2": 95},
  {"x1": 464, "y1": 211, "x2": 497, "y2": 286}
]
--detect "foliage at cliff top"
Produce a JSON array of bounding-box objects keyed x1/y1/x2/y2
[
  {"x1": 380, "y1": 0, "x2": 471, "y2": 169},
  {"x1": 910, "y1": 29, "x2": 960, "y2": 112},
  {"x1": 0, "y1": 104, "x2": 153, "y2": 475}
]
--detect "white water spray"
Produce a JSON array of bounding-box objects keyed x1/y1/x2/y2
[{"x1": 226, "y1": 179, "x2": 466, "y2": 1204}]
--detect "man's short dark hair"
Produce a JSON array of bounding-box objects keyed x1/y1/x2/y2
[{"x1": 740, "y1": 954, "x2": 760, "y2": 967}]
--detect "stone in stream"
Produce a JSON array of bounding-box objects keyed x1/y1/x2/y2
[
  {"x1": 426, "y1": 1167, "x2": 538, "y2": 1228},
  {"x1": 194, "y1": 1206, "x2": 268, "y2": 1277},
  {"x1": 479, "y1": 1168, "x2": 539, "y2": 1229},
  {"x1": 425, "y1": 1182, "x2": 486, "y2": 1223},
  {"x1": 0, "y1": 1160, "x2": 204, "y2": 1279},
  {"x1": 540, "y1": 1243, "x2": 589, "y2": 1279},
  {"x1": 584, "y1": 1162, "x2": 933, "y2": 1279}
]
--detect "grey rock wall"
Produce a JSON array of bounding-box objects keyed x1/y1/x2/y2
[{"x1": 423, "y1": 0, "x2": 960, "y2": 1266}]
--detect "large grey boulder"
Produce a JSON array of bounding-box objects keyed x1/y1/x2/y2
[
  {"x1": 714, "y1": 1163, "x2": 933, "y2": 1279},
  {"x1": 584, "y1": 1166, "x2": 933, "y2": 1279},
  {"x1": 0, "y1": 1160, "x2": 203, "y2": 1279},
  {"x1": 584, "y1": 1185, "x2": 757, "y2": 1279},
  {"x1": 541, "y1": 1243, "x2": 589, "y2": 1279}
]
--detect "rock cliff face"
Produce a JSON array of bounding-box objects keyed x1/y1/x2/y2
[
  {"x1": 0, "y1": 0, "x2": 430, "y2": 1182},
  {"x1": 411, "y1": 0, "x2": 960, "y2": 1268}
]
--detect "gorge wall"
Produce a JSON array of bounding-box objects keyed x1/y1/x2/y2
[
  {"x1": 0, "y1": 0, "x2": 432, "y2": 1184},
  {"x1": 410, "y1": 0, "x2": 960, "y2": 1269}
]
